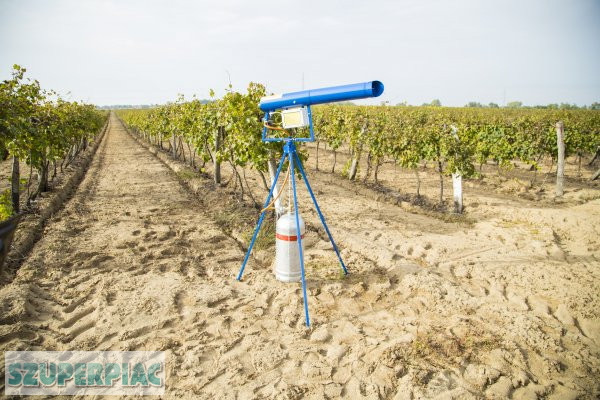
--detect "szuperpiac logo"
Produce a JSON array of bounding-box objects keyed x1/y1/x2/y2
[{"x1": 5, "y1": 351, "x2": 165, "y2": 396}]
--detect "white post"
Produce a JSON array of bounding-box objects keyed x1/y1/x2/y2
[
  {"x1": 555, "y1": 121, "x2": 565, "y2": 197},
  {"x1": 452, "y1": 172, "x2": 462, "y2": 213},
  {"x1": 451, "y1": 126, "x2": 463, "y2": 213}
]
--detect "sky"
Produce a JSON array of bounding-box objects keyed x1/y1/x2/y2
[{"x1": 1, "y1": 0, "x2": 599, "y2": 107}]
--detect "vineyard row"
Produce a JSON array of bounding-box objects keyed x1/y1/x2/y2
[
  {"x1": 0, "y1": 65, "x2": 108, "y2": 218},
  {"x1": 117, "y1": 83, "x2": 600, "y2": 207}
]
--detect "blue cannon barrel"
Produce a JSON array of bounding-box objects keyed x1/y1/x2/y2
[{"x1": 259, "y1": 81, "x2": 384, "y2": 112}]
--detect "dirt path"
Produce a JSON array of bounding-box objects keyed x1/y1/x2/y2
[
  {"x1": 0, "y1": 114, "x2": 247, "y2": 396},
  {"x1": 0, "y1": 114, "x2": 599, "y2": 399}
]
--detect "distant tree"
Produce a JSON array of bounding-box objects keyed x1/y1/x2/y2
[
  {"x1": 487, "y1": 102, "x2": 499, "y2": 108},
  {"x1": 559, "y1": 103, "x2": 580, "y2": 110},
  {"x1": 506, "y1": 101, "x2": 522, "y2": 108},
  {"x1": 430, "y1": 99, "x2": 441, "y2": 107},
  {"x1": 590, "y1": 102, "x2": 600, "y2": 110},
  {"x1": 465, "y1": 101, "x2": 483, "y2": 108},
  {"x1": 396, "y1": 101, "x2": 408, "y2": 107}
]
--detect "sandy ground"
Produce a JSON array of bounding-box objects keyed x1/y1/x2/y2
[{"x1": 1, "y1": 113, "x2": 599, "y2": 399}]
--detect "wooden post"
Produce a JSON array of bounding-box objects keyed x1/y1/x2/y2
[
  {"x1": 214, "y1": 127, "x2": 222, "y2": 184},
  {"x1": 437, "y1": 160, "x2": 444, "y2": 204},
  {"x1": 348, "y1": 121, "x2": 367, "y2": 181},
  {"x1": 555, "y1": 121, "x2": 565, "y2": 197},
  {"x1": 172, "y1": 131, "x2": 177, "y2": 158},
  {"x1": 11, "y1": 156, "x2": 20, "y2": 214},
  {"x1": 589, "y1": 147, "x2": 599, "y2": 166}
]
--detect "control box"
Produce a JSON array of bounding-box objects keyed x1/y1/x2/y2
[{"x1": 281, "y1": 107, "x2": 309, "y2": 129}]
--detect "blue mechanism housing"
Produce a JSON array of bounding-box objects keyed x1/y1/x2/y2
[
  {"x1": 238, "y1": 80, "x2": 384, "y2": 327},
  {"x1": 260, "y1": 81, "x2": 384, "y2": 142}
]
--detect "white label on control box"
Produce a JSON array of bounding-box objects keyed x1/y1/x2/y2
[{"x1": 281, "y1": 107, "x2": 309, "y2": 129}]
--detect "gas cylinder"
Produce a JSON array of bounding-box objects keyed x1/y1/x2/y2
[{"x1": 275, "y1": 212, "x2": 305, "y2": 282}]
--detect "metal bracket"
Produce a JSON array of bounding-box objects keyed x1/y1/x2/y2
[{"x1": 261, "y1": 105, "x2": 315, "y2": 143}]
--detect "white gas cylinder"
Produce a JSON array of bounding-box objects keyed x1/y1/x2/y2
[{"x1": 275, "y1": 212, "x2": 305, "y2": 282}]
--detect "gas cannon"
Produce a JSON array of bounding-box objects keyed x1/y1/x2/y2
[
  {"x1": 236, "y1": 81, "x2": 384, "y2": 327},
  {"x1": 258, "y1": 81, "x2": 384, "y2": 142}
]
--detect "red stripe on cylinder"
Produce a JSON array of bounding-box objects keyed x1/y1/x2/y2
[{"x1": 276, "y1": 233, "x2": 305, "y2": 242}]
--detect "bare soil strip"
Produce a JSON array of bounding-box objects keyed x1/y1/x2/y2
[
  {"x1": 1, "y1": 120, "x2": 109, "y2": 283},
  {"x1": 0, "y1": 113, "x2": 599, "y2": 399}
]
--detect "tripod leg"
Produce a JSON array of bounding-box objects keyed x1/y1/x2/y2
[
  {"x1": 289, "y1": 151, "x2": 310, "y2": 327},
  {"x1": 293, "y1": 152, "x2": 348, "y2": 276},
  {"x1": 236, "y1": 151, "x2": 287, "y2": 281}
]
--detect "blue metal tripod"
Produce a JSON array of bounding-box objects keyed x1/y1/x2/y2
[{"x1": 236, "y1": 138, "x2": 348, "y2": 327}]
